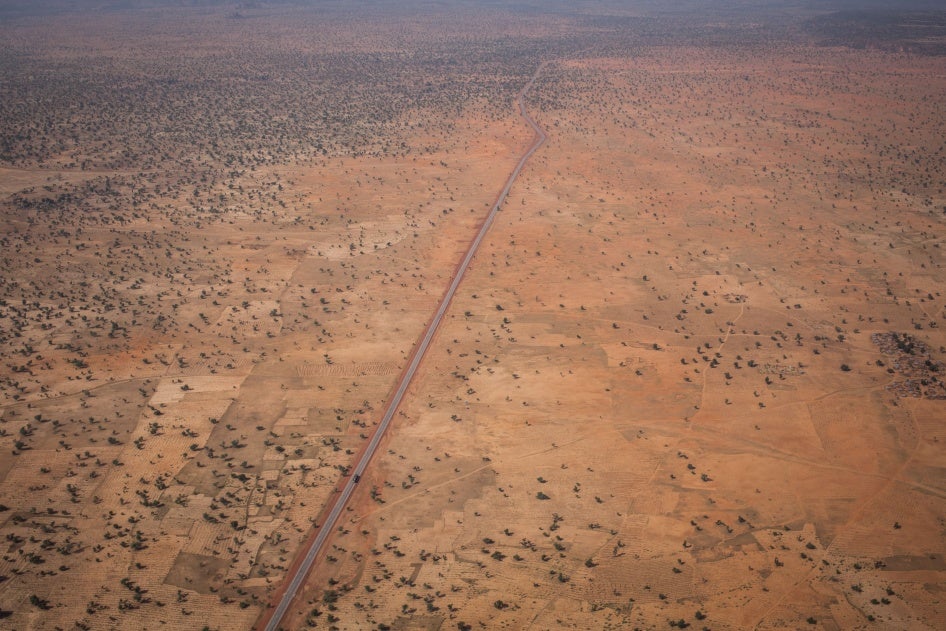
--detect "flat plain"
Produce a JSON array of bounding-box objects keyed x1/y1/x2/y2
[{"x1": 0, "y1": 2, "x2": 944, "y2": 630}]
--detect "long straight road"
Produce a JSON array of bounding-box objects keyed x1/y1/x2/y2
[{"x1": 257, "y1": 64, "x2": 547, "y2": 631}]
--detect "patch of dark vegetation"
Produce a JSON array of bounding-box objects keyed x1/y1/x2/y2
[
  {"x1": 805, "y1": 10, "x2": 946, "y2": 55},
  {"x1": 872, "y1": 332, "x2": 946, "y2": 399}
]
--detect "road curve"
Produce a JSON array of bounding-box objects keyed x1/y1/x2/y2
[{"x1": 257, "y1": 63, "x2": 547, "y2": 631}]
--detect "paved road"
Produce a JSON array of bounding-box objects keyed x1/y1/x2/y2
[{"x1": 258, "y1": 64, "x2": 547, "y2": 631}]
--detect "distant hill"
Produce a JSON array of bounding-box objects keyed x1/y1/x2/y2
[
  {"x1": 3, "y1": 0, "x2": 945, "y2": 20},
  {"x1": 0, "y1": 0, "x2": 280, "y2": 18}
]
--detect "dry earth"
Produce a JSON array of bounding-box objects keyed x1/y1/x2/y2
[
  {"x1": 281, "y1": 44, "x2": 946, "y2": 631},
  {"x1": 0, "y1": 2, "x2": 944, "y2": 630}
]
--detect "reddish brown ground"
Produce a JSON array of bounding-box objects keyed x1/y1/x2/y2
[
  {"x1": 281, "y1": 45, "x2": 946, "y2": 631},
  {"x1": 0, "y1": 4, "x2": 944, "y2": 631}
]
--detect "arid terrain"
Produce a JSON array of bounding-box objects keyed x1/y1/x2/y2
[{"x1": 0, "y1": 1, "x2": 944, "y2": 630}]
